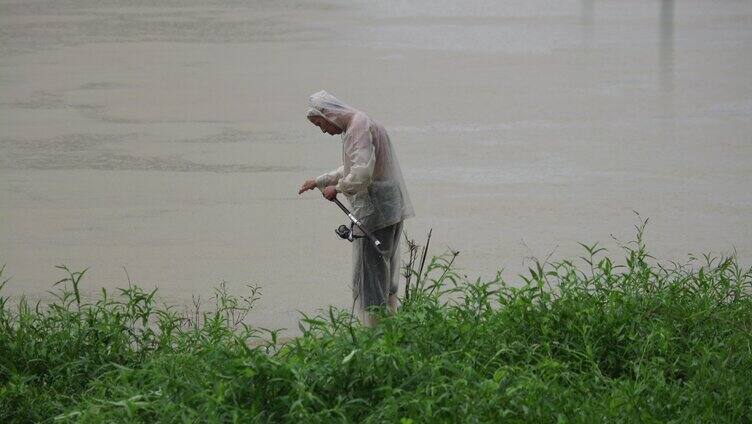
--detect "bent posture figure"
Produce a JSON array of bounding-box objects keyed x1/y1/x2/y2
[{"x1": 298, "y1": 91, "x2": 414, "y2": 327}]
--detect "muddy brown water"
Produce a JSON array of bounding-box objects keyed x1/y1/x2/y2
[{"x1": 1, "y1": 0, "x2": 751, "y2": 334}]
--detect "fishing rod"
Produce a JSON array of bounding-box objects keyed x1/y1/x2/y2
[{"x1": 331, "y1": 197, "x2": 383, "y2": 252}]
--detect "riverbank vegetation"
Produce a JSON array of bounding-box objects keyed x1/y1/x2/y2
[{"x1": 2, "y1": 221, "x2": 751, "y2": 422}]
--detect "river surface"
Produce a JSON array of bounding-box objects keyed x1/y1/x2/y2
[{"x1": 2, "y1": 0, "x2": 751, "y2": 333}]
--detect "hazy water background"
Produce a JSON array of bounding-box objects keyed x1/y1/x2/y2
[{"x1": 2, "y1": 0, "x2": 751, "y2": 333}]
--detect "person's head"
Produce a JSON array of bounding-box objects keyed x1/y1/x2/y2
[
  {"x1": 307, "y1": 114, "x2": 343, "y2": 135},
  {"x1": 306, "y1": 90, "x2": 355, "y2": 136}
]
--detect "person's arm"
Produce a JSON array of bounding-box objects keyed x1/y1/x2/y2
[
  {"x1": 315, "y1": 166, "x2": 344, "y2": 190},
  {"x1": 335, "y1": 119, "x2": 375, "y2": 196}
]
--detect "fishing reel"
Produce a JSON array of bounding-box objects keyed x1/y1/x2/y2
[{"x1": 335, "y1": 223, "x2": 364, "y2": 242}]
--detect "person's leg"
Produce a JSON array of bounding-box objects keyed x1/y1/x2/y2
[
  {"x1": 353, "y1": 223, "x2": 398, "y2": 327},
  {"x1": 351, "y1": 237, "x2": 367, "y2": 324},
  {"x1": 386, "y1": 221, "x2": 403, "y2": 314}
]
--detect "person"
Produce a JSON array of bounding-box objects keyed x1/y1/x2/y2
[{"x1": 298, "y1": 90, "x2": 414, "y2": 327}]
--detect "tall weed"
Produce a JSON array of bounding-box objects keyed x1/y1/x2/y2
[{"x1": 1, "y1": 222, "x2": 750, "y2": 422}]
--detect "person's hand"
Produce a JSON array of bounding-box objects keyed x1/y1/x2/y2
[
  {"x1": 322, "y1": 186, "x2": 338, "y2": 201},
  {"x1": 298, "y1": 179, "x2": 316, "y2": 195}
]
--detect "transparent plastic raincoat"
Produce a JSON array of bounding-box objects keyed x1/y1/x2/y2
[{"x1": 308, "y1": 90, "x2": 414, "y2": 325}]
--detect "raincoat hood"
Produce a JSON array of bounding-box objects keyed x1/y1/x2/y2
[{"x1": 307, "y1": 90, "x2": 356, "y2": 131}]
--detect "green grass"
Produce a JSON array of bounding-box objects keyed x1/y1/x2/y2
[{"x1": 1, "y1": 221, "x2": 751, "y2": 423}]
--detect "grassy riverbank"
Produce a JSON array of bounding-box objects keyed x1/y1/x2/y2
[{"x1": 2, "y1": 224, "x2": 751, "y2": 423}]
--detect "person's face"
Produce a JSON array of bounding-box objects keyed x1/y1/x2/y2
[{"x1": 308, "y1": 115, "x2": 342, "y2": 135}]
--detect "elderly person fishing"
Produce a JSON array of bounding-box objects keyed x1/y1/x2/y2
[{"x1": 298, "y1": 91, "x2": 414, "y2": 327}]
